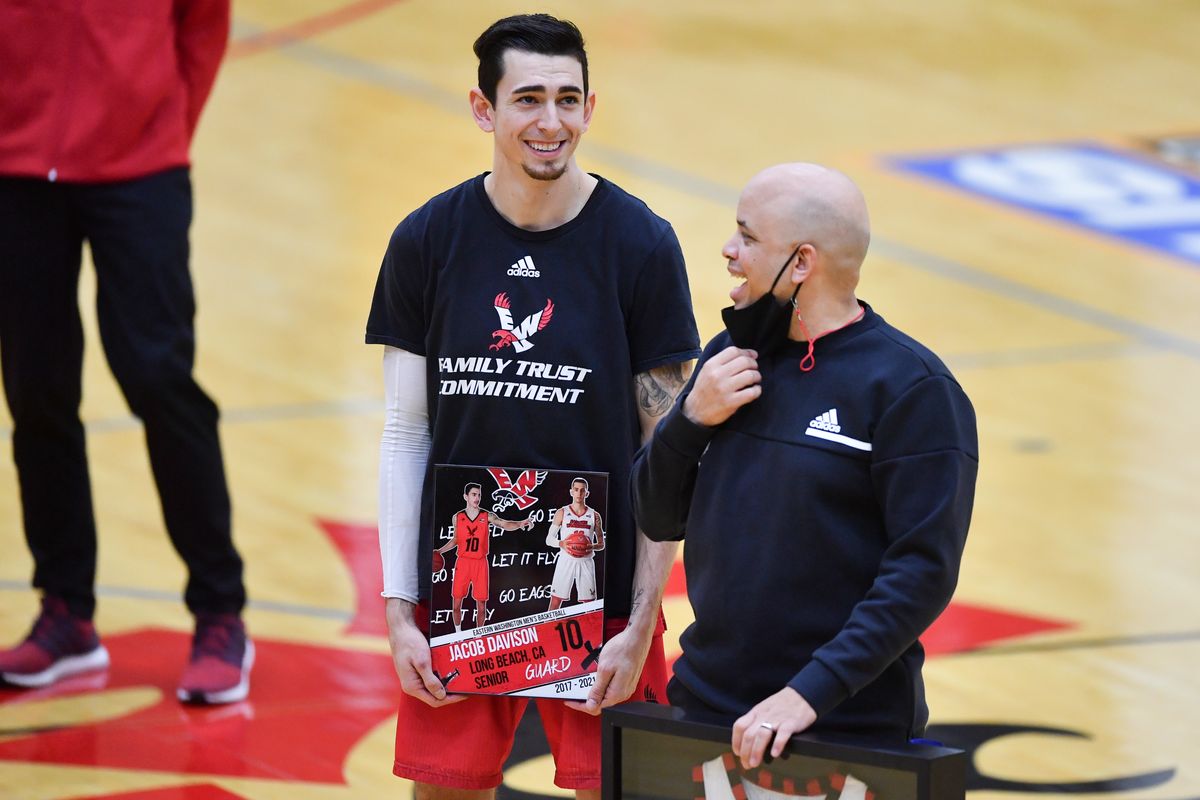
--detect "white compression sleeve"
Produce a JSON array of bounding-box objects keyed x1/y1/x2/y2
[{"x1": 379, "y1": 346, "x2": 430, "y2": 602}]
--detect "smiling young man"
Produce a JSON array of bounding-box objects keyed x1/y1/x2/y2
[
  {"x1": 364, "y1": 14, "x2": 699, "y2": 799},
  {"x1": 632, "y1": 163, "x2": 978, "y2": 767}
]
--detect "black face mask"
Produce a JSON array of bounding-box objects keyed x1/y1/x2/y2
[{"x1": 720, "y1": 246, "x2": 801, "y2": 353}]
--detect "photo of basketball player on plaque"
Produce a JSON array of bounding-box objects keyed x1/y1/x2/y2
[{"x1": 428, "y1": 464, "x2": 608, "y2": 699}]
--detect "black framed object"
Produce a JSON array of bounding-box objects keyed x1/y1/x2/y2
[{"x1": 602, "y1": 703, "x2": 965, "y2": 800}]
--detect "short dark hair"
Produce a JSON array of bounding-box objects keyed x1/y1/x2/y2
[
  {"x1": 473, "y1": 13, "x2": 588, "y2": 105},
  {"x1": 464, "y1": 482, "x2": 481, "y2": 495}
]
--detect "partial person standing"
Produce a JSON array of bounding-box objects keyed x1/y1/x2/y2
[
  {"x1": 546, "y1": 477, "x2": 605, "y2": 610},
  {"x1": 365, "y1": 14, "x2": 699, "y2": 797},
  {"x1": 632, "y1": 163, "x2": 977, "y2": 766},
  {"x1": 436, "y1": 482, "x2": 532, "y2": 632},
  {"x1": 0, "y1": 0, "x2": 251, "y2": 704}
]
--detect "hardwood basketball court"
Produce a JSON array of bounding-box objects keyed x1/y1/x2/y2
[{"x1": 2, "y1": 2, "x2": 1198, "y2": 797}]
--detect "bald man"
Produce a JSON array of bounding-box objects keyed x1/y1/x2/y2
[{"x1": 631, "y1": 164, "x2": 978, "y2": 765}]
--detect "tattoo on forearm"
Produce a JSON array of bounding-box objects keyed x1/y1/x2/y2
[
  {"x1": 636, "y1": 362, "x2": 691, "y2": 417},
  {"x1": 629, "y1": 587, "x2": 646, "y2": 616}
]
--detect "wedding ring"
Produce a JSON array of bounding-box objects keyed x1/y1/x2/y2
[{"x1": 759, "y1": 722, "x2": 776, "y2": 732}]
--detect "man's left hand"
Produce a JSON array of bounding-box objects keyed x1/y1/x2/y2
[
  {"x1": 564, "y1": 623, "x2": 650, "y2": 715},
  {"x1": 731, "y1": 687, "x2": 817, "y2": 769}
]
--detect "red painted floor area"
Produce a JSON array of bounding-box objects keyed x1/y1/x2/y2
[
  {"x1": 0, "y1": 517, "x2": 1072, "y2": 788},
  {"x1": 0, "y1": 627, "x2": 400, "y2": 784},
  {"x1": 69, "y1": 785, "x2": 246, "y2": 800}
]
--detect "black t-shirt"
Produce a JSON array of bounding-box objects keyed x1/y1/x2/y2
[{"x1": 366, "y1": 173, "x2": 700, "y2": 616}]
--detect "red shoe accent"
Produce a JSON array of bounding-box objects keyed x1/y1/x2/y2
[
  {"x1": 176, "y1": 613, "x2": 253, "y2": 704},
  {"x1": 0, "y1": 596, "x2": 109, "y2": 688}
]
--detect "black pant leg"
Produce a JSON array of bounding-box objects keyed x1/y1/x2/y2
[
  {"x1": 0, "y1": 177, "x2": 98, "y2": 619},
  {"x1": 80, "y1": 168, "x2": 245, "y2": 616}
]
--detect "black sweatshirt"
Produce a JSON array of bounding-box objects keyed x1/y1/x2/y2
[{"x1": 632, "y1": 303, "x2": 978, "y2": 738}]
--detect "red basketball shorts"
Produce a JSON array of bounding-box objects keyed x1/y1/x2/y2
[
  {"x1": 451, "y1": 556, "x2": 489, "y2": 601},
  {"x1": 392, "y1": 606, "x2": 669, "y2": 790}
]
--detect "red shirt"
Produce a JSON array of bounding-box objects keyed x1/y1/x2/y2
[
  {"x1": 453, "y1": 511, "x2": 490, "y2": 560},
  {"x1": 0, "y1": 0, "x2": 230, "y2": 183}
]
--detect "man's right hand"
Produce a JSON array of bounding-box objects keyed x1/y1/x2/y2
[
  {"x1": 385, "y1": 597, "x2": 467, "y2": 707},
  {"x1": 682, "y1": 346, "x2": 762, "y2": 427}
]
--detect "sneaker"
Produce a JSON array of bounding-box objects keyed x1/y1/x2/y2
[
  {"x1": 176, "y1": 613, "x2": 253, "y2": 704},
  {"x1": 0, "y1": 596, "x2": 110, "y2": 688}
]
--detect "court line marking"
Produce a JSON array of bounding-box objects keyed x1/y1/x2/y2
[
  {"x1": 0, "y1": 339, "x2": 1160, "y2": 438},
  {"x1": 228, "y1": 0, "x2": 408, "y2": 60},
  {"x1": 243, "y1": 36, "x2": 1200, "y2": 363},
  {"x1": 944, "y1": 341, "x2": 1152, "y2": 370},
  {"x1": 940, "y1": 628, "x2": 1200, "y2": 657},
  {"x1": 4, "y1": 34, "x2": 1198, "y2": 441},
  {"x1": 0, "y1": 397, "x2": 382, "y2": 438},
  {"x1": 5, "y1": 580, "x2": 1194, "y2": 658},
  {"x1": 0, "y1": 337, "x2": 1171, "y2": 441},
  {"x1": 0, "y1": 580, "x2": 352, "y2": 622},
  {"x1": 872, "y1": 239, "x2": 1200, "y2": 361}
]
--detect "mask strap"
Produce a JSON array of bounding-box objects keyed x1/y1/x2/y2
[
  {"x1": 795, "y1": 304, "x2": 865, "y2": 373},
  {"x1": 796, "y1": 317, "x2": 817, "y2": 372},
  {"x1": 768, "y1": 245, "x2": 802, "y2": 296}
]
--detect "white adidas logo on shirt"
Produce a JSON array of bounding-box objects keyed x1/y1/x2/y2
[
  {"x1": 507, "y1": 255, "x2": 540, "y2": 277},
  {"x1": 805, "y1": 408, "x2": 872, "y2": 451},
  {"x1": 808, "y1": 408, "x2": 841, "y2": 433}
]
